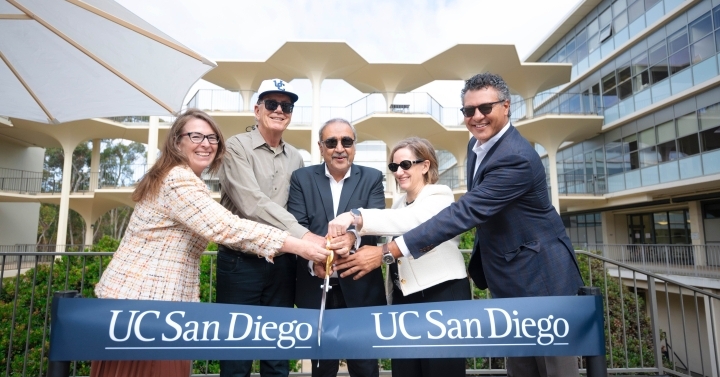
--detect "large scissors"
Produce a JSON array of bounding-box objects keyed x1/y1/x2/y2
[{"x1": 317, "y1": 236, "x2": 334, "y2": 347}]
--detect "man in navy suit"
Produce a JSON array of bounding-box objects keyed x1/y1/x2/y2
[
  {"x1": 288, "y1": 118, "x2": 385, "y2": 377},
  {"x1": 368, "y1": 73, "x2": 584, "y2": 377}
]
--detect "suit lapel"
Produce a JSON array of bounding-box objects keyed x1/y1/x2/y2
[
  {"x1": 472, "y1": 124, "x2": 515, "y2": 187},
  {"x1": 466, "y1": 139, "x2": 477, "y2": 190},
  {"x1": 313, "y1": 164, "x2": 334, "y2": 221},
  {"x1": 337, "y1": 166, "x2": 360, "y2": 215}
]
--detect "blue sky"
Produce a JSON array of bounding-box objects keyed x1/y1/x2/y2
[{"x1": 116, "y1": 0, "x2": 582, "y2": 107}]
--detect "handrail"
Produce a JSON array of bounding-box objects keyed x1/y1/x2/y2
[{"x1": 575, "y1": 250, "x2": 720, "y2": 300}]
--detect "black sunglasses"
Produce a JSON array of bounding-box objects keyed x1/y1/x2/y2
[
  {"x1": 388, "y1": 159, "x2": 424, "y2": 172},
  {"x1": 460, "y1": 99, "x2": 506, "y2": 117},
  {"x1": 321, "y1": 136, "x2": 355, "y2": 149},
  {"x1": 262, "y1": 99, "x2": 294, "y2": 114},
  {"x1": 182, "y1": 132, "x2": 219, "y2": 144}
]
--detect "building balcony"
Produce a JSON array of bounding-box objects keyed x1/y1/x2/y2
[{"x1": 581, "y1": 243, "x2": 720, "y2": 280}]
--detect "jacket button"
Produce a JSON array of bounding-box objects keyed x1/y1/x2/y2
[
  {"x1": 397, "y1": 260, "x2": 402, "y2": 265},
  {"x1": 401, "y1": 279, "x2": 406, "y2": 284}
]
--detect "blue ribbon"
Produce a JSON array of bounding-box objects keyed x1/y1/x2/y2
[{"x1": 49, "y1": 296, "x2": 604, "y2": 361}]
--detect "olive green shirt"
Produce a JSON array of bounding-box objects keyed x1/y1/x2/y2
[{"x1": 218, "y1": 127, "x2": 308, "y2": 253}]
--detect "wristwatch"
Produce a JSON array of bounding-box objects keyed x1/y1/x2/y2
[
  {"x1": 350, "y1": 208, "x2": 361, "y2": 226},
  {"x1": 382, "y1": 243, "x2": 396, "y2": 264}
]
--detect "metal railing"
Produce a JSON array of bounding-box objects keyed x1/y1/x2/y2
[
  {"x1": 0, "y1": 166, "x2": 222, "y2": 195},
  {"x1": 583, "y1": 243, "x2": 720, "y2": 279},
  {"x1": 2, "y1": 245, "x2": 717, "y2": 376}
]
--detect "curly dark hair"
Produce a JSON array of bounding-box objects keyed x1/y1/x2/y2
[{"x1": 461, "y1": 72, "x2": 511, "y2": 105}]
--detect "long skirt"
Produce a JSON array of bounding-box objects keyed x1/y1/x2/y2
[{"x1": 90, "y1": 360, "x2": 191, "y2": 377}]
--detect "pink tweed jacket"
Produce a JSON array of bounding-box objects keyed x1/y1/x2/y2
[{"x1": 95, "y1": 165, "x2": 288, "y2": 302}]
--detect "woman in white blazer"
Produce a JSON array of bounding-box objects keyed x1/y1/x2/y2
[{"x1": 330, "y1": 137, "x2": 470, "y2": 377}]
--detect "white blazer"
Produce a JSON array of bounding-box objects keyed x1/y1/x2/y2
[{"x1": 358, "y1": 184, "x2": 467, "y2": 301}]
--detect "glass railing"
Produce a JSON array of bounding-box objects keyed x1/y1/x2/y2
[{"x1": 184, "y1": 89, "x2": 606, "y2": 127}]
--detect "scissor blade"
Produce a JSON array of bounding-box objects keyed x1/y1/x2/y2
[{"x1": 318, "y1": 275, "x2": 330, "y2": 346}]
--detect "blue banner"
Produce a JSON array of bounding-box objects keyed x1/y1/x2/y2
[{"x1": 49, "y1": 296, "x2": 604, "y2": 361}]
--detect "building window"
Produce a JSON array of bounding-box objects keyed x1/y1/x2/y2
[{"x1": 627, "y1": 210, "x2": 690, "y2": 244}]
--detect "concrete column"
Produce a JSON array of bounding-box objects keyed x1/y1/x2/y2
[
  {"x1": 687, "y1": 200, "x2": 706, "y2": 267},
  {"x1": 89, "y1": 139, "x2": 100, "y2": 191},
  {"x1": 83, "y1": 214, "x2": 94, "y2": 247},
  {"x1": 240, "y1": 90, "x2": 254, "y2": 112},
  {"x1": 601, "y1": 211, "x2": 616, "y2": 245},
  {"x1": 546, "y1": 149, "x2": 560, "y2": 213},
  {"x1": 310, "y1": 78, "x2": 323, "y2": 164},
  {"x1": 382, "y1": 92, "x2": 397, "y2": 112},
  {"x1": 524, "y1": 96, "x2": 534, "y2": 120},
  {"x1": 147, "y1": 116, "x2": 159, "y2": 167},
  {"x1": 56, "y1": 144, "x2": 75, "y2": 252}
]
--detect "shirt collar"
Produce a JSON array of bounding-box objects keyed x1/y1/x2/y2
[
  {"x1": 472, "y1": 120, "x2": 511, "y2": 154},
  {"x1": 250, "y1": 126, "x2": 285, "y2": 153},
  {"x1": 324, "y1": 163, "x2": 352, "y2": 183}
]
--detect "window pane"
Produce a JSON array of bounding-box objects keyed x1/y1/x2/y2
[
  {"x1": 669, "y1": 210, "x2": 685, "y2": 223},
  {"x1": 614, "y1": 11, "x2": 629, "y2": 32},
  {"x1": 699, "y1": 103, "x2": 720, "y2": 130},
  {"x1": 676, "y1": 112, "x2": 698, "y2": 137},
  {"x1": 677, "y1": 134, "x2": 700, "y2": 157},
  {"x1": 650, "y1": 60, "x2": 669, "y2": 83},
  {"x1": 624, "y1": 134, "x2": 639, "y2": 152},
  {"x1": 633, "y1": 71, "x2": 650, "y2": 92},
  {"x1": 701, "y1": 125, "x2": 720, "y2": 152},
  {"x1": 628, "y1": 0, "x2": 645, "y2": 22},
  {"x1": 567, "y1": 37, "x2": 576, "y2": 54},
  {"x1": 600, "y1": 25, "x2": 613, "y2": 42},
  {"x1": 577, "y1": 41, "x2": 589, "y2": 61},
  {"x1": 689, "y1": 12, "x2": 713, "y2": 42},
  {"x1": 600, "y1": 7, "x2": 613, "y2": 27},
  {"x1": 669, "y1": 47, "x2": 690, "y2": 75},
  {"x1": 657, "y1": 120, "x2": 676, "y2": 143},
  {"x1": 577, "y1": 28, "x2": 588, "y2": 43},
  {"x1": 602, "y1": 72, "x2": 618, "y2": 107},
  {"x1": 691, "y1": 34, "x2": 715, "y2": 64},
  {"x1": 714, "y1": 5, "x2": 720, "y2": 30},
  {"x1": 639, "y1": 128, "x2": 656, "y2": 147},
  {"x1": 639, "y1": 146, "x2": 659, "y2": 166},
  {"x1": 589, "y1": 32, "x2": 600, "y2": 52},
  {"x1": 618, "y1": 65, "x2": 633, "y2": 99},
  {"x1": 668, "y1": 29, "x2": 689, "y2": 55},
  {"x1": 657, "y1": 140, "x2": 678, "y2": 162},
  {"x1": 588, "y1": 18, "x2": 599, "y2": 36},
  {"x1": 644, "y1": 0, "x2": 660, "y2": 9},
  {"x1": 632, "y1": 53, "x2": 649, "y2": 74},
  {"x1": 649, "y1": 42, "x2": 667, "y2": 65}
]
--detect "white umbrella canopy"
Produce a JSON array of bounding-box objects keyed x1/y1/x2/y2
[{"x1": 0, "y1": 0, "x2": 216, "y2": 124}]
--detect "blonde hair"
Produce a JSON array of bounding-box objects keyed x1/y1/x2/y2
[{"x1": 132, "y1": 109, "x2": 225, "y2": 202}]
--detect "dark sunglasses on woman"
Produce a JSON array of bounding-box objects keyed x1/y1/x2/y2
[{"x1": 388, "y1": 159, "x2": 424, "y2": 172}]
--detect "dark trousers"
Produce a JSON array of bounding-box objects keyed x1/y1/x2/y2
[
  {"x1": 216, "y1": 246, "x2": 296, "y2": 377},
  {"x1": 506, "y1": 356, "x2": 579, "y2": 377},
  {"x1": 390, "y1": 273, "x2": 471, "y2": 377},
  {"x1": 312, "y1": 280, "x2": 379, "y2": 377}
]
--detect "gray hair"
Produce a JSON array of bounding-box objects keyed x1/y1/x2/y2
[
  {"x1": 461, "y1": 72, "x2": 511, "y2": 105},
  {"x1": 318, "y1": 118, "x2": 357, "y2": 140}
]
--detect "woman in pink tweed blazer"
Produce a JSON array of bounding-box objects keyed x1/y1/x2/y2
[{"x1": 91, "y1": 109, "x2": 330, "y2": 377}]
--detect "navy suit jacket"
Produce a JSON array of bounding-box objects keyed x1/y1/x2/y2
[
  {"x1": 403, "y1": 125, "x2": 583, "y2": 298},
  {"x1": 287, "y1": 163, "x2": 386, "y2": 309}
]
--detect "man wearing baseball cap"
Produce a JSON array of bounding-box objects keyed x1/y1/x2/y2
[{"x1": 216, "y1": 79, "x2": 332, "y2": 377}]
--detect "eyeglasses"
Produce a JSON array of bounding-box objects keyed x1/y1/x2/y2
[
  {"x1": 261, "y1": 99, "x2": 294, "y2": 114},
  {"x1": 321, "y1": 136, "x2": 355, "y2": 149},
  {"x1": 460, "y1": 99, "x2": 506, "y2": 117},
  {"x1": 388, "y1": 159, "x2": 424, "y2": 172},
  {"x1": 182, "y1": 132, "x2": 219, "y2": 144}
]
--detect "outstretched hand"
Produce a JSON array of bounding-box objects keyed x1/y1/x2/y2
[
  {"x1": 334, "y1": 245, "x2": 383, "y2": 280},
  {"x1": 326, "y1": 232, "x2": 356, "y2": 256}
]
